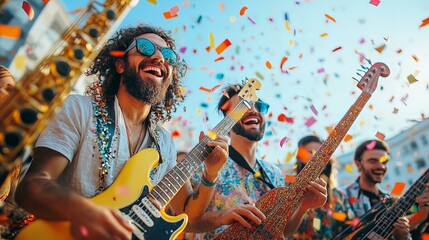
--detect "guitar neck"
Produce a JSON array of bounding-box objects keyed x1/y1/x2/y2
[
  {"x1": 148, "y1": 101, "x2": 249, "y2": 207},
  {"x1": 372, "y1": 168, "x2": 429, "y2": 237},
  {"x1": 290, "y1": 91, "x2": 371, "y2": 192}
]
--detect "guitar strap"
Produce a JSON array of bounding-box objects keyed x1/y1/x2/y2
[{"x1": 229, "y1": 145, "x2": 275, "y2": 190}]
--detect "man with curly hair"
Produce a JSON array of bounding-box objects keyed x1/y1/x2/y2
[{"x1": 16, "y1": 25, "x2": 229, "y2": 239}]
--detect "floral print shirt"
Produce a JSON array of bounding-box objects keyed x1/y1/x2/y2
[{"x1": 191, "y1": 157, "x2": 285, "y2": 240}]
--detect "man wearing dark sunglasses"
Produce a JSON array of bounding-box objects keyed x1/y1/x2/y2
[
  {"x1": 187, "y1": 83, "x2": 328, "y2": 239},
  {"x1": 16, "y1": 25, "x2": 229, "y2": 240}
]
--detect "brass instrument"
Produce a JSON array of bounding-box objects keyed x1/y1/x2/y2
[{"x1": 0, "y1": 0, "x2": 138, "y2": 178}]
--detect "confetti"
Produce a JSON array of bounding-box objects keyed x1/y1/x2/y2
[
  {"x1": 366, "y1": 140, "x2": 376, "y2": 150},
  {"x1": 42, "y1": 0, "x2": 49, "y2": 3},
  {"x1": 375, "y1": 131, "x2": 385, "y2": 141},
  {"x1": 239, "y1": 6, "x2": 248, "y2": 16},
  {"x1": 69, "y1": 7, "x2": 84, "y2": 14},
  {"x1": 199, "y1": 85, "x2": 221, "y2": 93},
  {"x1": 390, "y1": 182, "x2": 406, "y2": 196},
  {"x1": 215, "y1": 39, "x2": 232, "y2": 55},
  {"x1": 296, "y1": 146, "x2": 312, "y2": 163},
  {"x1": 207, "y1": 130, "x2": 217, "y2": 140},
  {"x1": 369, "y1": 0, "x2": 381, "y2": 6},
  {"x1": 147, "y1": 0, "x2": 157, "y2": 5},
  {"x1": 344, "y1": 134, "x2": 353, "y2": 142},
  {"x1": 280, "y1": 57, "x2": 289, "y2": 73},
  {"x1": 313, "y1": 218, "x2": 321, "y2": 231},
  {"x1": 412, "y1": 54, "x2": 419, "y2": 62},
  {"x1": 209, "y1": 32, "x2": 215, "y2": 49},
  {"x1": 379, "y1": 155, "x2": 389, "y2": 163},
  {"x1": 284, "y1": 151, "x2": 294, "y2": 163},
  {"x1": 22, "y1": 1, "x2": 35, "y2": 20},
  {"x1": 332, "y1": 212, "x2": 347, "y2": 221},
  {"x1": 374, "y1": 44, "x2": 386, "y2": 53},
  {"x1": 219, "y1": 2, "x2": 225, "y2": 11},
  {"x1": 332, "y1": 46, "x2": 342, "y2": 52},
  {"x1": 285, "y1": 175, "x2": 295, "y2": 183},
  {"x1": 79, "y1": 225, "x2": 89, "y2": 237},
  {"x1": 265, "y1": 61, "x2": 272, "y2": 69},
  {"x1": 407, "y1": 74, "x2": 418, "y2": 84},
  {"x1": 324, "y1": 14, "x2": 336, "y2": 23},
  {"x1": 285, "y1": 20, "x2": 291, "y2": 31},
  {"x1": 305, "y1": 116, "x2": 317, "y2": 127},
  {"x1": 171, "y1": 130, "x2": 180, "y2": 137},
  {"x1": 345, "y1": 164, "x2": 354, "y2": 172},
  {"x1": 278, "y1": 114, "x2": 294, "y2": 124},
  {"x1": 255, "y1": 71, "x2": 264, "y2": 80},
  {"x1": 110, "y1": 50, "x2": 125, "y2": 57},
  {"x1": 419, "y1": 17, "x2": 429, "y2": 28},
  {"x1": 310, "y1": 104, "x2": 318, "y2": 115},
  {"x1": 247, "y1": 17, "x2": 256, "y2": 24},
  {"x1": 0, "y1": 24, "x2": 22, "y2": 39},
  {"x1": 320, "y1": 33, "x2": 328, "y2": 37},
  {"x1": 317, "y1": 68, "x2": 325, "y2": 74},
  {"x1": 279, "y1": 136, "x2": 289, "y2": 148}
]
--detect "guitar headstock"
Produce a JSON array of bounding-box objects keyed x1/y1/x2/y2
[
  {"x1": 357, "y1": 62, "x2": 390, "y2": 93},
  {"x1": 238, "y1": 78, "x2": 261, "y2": 102}
]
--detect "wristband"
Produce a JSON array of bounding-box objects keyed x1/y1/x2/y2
[{"x1": 200, "y1": 175, "x2": 217, "y2": 188}]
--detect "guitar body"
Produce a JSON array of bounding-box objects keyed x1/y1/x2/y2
[
  {"x1": 16, "y1": 148, "x2": 187, "y2": 240},
  {"x1": 342, "y1": 209, "x2": 388, "y2": 240}
]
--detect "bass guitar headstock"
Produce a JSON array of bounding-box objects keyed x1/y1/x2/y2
[
  {"x1": 238, "y1": 78, "x2": 261, "y2": 102},
  {"x1": 357, "y1": 62, "x2": 390, "y2": 94}
]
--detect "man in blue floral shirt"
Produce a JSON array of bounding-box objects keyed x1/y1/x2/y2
[{"x1": 187, "y1": 83, "x2": 328, "y2": 239}]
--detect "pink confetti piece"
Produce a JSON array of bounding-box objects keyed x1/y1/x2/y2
[
  {"x1": 79, "y1": 225, "x2": 89, "y2": 237},
  {"x1": 310, "y1": 104, "x2": 318, "y2": 115},
  {"x1": 366, "y1": 140, "x2": 376, "y2": 150},
  {"x1": 304, "y1": 116, "x2": 317, "y2": 127},
  {"x1": 179, "y1": 47, "x2": 187, "y2": 53},
  {"x1": 170, "y1": 4, "x2": 179, "y2": 15},
  {"x1": 279, "y1": 136, "x2": 289, "y2": 148},
  {"x1": 317, "y1": 68, "x2": 325, "y2": 74},
  {"x1": 369, "y1": 0, "x2": 380, "y2": 6}
]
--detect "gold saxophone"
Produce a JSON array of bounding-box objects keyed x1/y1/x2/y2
[{"x1": 0, "y1": 0, "x2": 138, "y2": 176}]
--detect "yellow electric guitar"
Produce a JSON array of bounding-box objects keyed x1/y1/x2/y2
[
  {"x1": 16, "y1": 78, "x2": 261, "y2": 240},
  {"x1": 215, "y1": 62, "x2": 390, "y2": 240}
]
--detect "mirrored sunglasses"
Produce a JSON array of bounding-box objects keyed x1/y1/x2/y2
[
  {"x1": 254, "y1": 101, "x2": 270, "y2": 114},
  {"x1": 125, "y1": 38, "x2": 179, "y2": 66}
]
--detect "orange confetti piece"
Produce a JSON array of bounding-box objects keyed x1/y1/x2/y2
[
  {"x1": 265, "y1": 61, "x2": 272, "y2": 69},
  {"x1": 0, "y1": 24, "x2": 22, "y2": 39},
  {"x1": 69, "y1": 7, "x2": 84, "y2": 15},
  {"x1": 344, "y1": 134, "x2": 353, "y2": 142},
  {"x1": 42, "y1": 0, "x2": 49, "y2": 4},
  {"x1": 285, "y1": 20, "x2": 291, "y2": 31},
  {"x1": 220, "y1": 101, "x2": 230, "y2": 111},
  {"x1": 422, "y1": 233, "x2": 429, "y2": 240},
  {"x1": 296, "y1": 146, "x2": 312, "y2": 163},
  {"x1": 285, "y1": 175, "x2": 295, "y2": 183},
  {"x1": 199, "y1": 85, "x2": 221, "y2": 93},
  {"x1": 419, "y1": 17, "x2": 429, "y2": 28},
  {"x1": 110, "y1": 50, "x2": 125, "y2": 57},
  {"x1": 332, "y1": 212, "x2": 347, "y2": 221},
  {"x1": 332, "y1": 46, "x2": 342, "y2": 52},
  {"x1": 22, "y1": 1, "x2": 34, "y2": 20},
  {"x1": 219, "y1": 2, "x2": 225, "y2": 11},
  {"x1": 390, "y1": 182, "x2": 406, "y2": 196},
  {"x1": 324, "y1": 14, "x2": 336, "y2": 23},
  {"x1": 277, "y1": 114, "x2": 294, "y2": 124},
  {"x1": 412, "y1": 54, "x2": 419, "y2": 62},
  {"x1": 348, "y1": 197, "x2": 359, "y2": 205},
  {"x1": 239, "y1": 6, "x2": 248, "y2": 16},
  {"x1": 374, "y1": 44, "x2": 386, "y2": 53},
  {"x1": 215, "y1": 39, "x2": 232, "y2": 55},
  {"x1": 171, "y1": 130, "x2": 180, "y2": 137},
  {"x1": 214, "y1": 56, "x2": 224, "y2": 62},
  {"x1": 288, "y1": 66, "x2": 298, "y2": 70},
  {"x1": 408, "y1": 165, "x2": 414, "y2": 173},
  {"x1": 163, "y1": 11, "x2": 177, "y2": 19},
  {"x1": 375, "y1": 131, "x2": 385, "y2": 141},
  {"x1": 280, "y1": 56, "x2": 288, "y2": 73}
]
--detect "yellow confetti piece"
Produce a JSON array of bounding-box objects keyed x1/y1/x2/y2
[
  {"x1": 345, "y1": 164, "x2": 354, "y2": 172},
  {"x1": 392, "y1": 107, "x2": 398, "y2": 114},
  {"x1": 254, "y1": 170, "x2": 261, "y2": 178},
  {"x1": 229, "y1": 16, "x2": 236, "y2": 22},
  {"x1": 285, "y1": 20, "x2": 291, "y2": 31},
  {"x1": 332, "y1": 212, "x2": 347, "y2": 221},
  {"x1": 209, "y1": 32, "x2": 215, "y2": 49},
  {"x1": 207, "y1": 130, "x2": 217, "y2": 140},
  {"x1": 320, "y1": 33, "x2": 328, "y2": 37},
  {"x1": 379, "y1": 155, "x2": 389, "y2": 163},
  {"x1": 197, "y1": 108, "x2": 202, "y2": 115},
  {"x1": 289, "y1": 38, "x2": 294, "y2": 46},
  {"x1": 180, "y1": 86, "x2": 186, "y2": 95},
  {"x1": 147, "y1": 0, "x2": 157, "y2": 4},
  {"x1": 13, "y1": 55, "x2": 26, "y2": 70},
  {"x1": 284, "y1": 151, "x2": 294, "y2": 163},
  {"x1": 313, "y1": 218, "x2": 321, "y2": 231},
  {"x1": 359, "y1": 120, "x2": 365, "y2": 126},
  {"x1": 407, "y1": 74, "x2": 418, "y2": 84}
]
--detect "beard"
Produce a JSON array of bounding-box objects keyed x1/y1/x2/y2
[
  {"x1": 121, "y1": 61, "x2": 170, "y2": 105},
  {"x1": 361, "y1": 166, "x2": 384, "y2": 184},
  {"x1": 231, "y1": 121, "x2": 265, "y2": 141}
]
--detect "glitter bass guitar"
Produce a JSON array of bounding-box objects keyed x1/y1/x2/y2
[
  {"x1": 16, "y1": 78, "x2": 261, "y2": 240},
  {"x1": 215, "y1": 62, "x2": 390, "y2": 240}
]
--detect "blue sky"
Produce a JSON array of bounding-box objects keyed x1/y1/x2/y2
[{"x1": 59, "y1": 0, "x2": 429, "y2": 166}]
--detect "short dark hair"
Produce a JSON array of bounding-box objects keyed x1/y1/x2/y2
[
  {"x1": 217, "y1": 83, "x2": 244, "y2": 116},
  {"x1": 354, "y1": 139, "x2": 390, "y2": 162},
  {"x1": 297, "y1": 135, "x2": 323, "y2": 147}
]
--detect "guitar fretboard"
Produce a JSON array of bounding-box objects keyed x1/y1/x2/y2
[
  {"x1": 148, "y1": 101, "x2": 249, "y2": 207},
  {"x1": 371, "y1": 168, "x2": 429, "y2": 238},
  {"x1": 263, "y1": 91, "x2": 372, "y2": 236}
]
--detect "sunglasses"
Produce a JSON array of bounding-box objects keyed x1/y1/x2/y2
[
  {"x1": 253, "y1": 101, "x2": 270, "y2": 114},
  {"x1": 124, "y1": 38, "x2": 179, "y2": 66}
]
